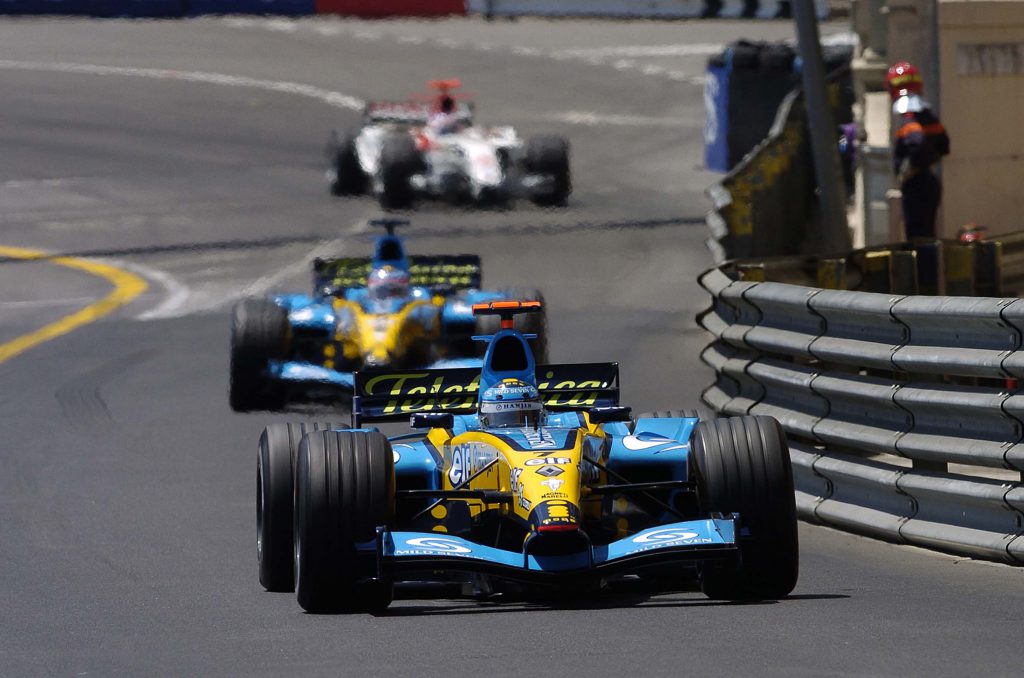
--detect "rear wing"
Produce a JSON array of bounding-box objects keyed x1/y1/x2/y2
[
  {"x1": 363, "y1": 101, "x2": 432, "y2": 125},
  {"x1": 313, "y1": 255, "x2": 482, "y2": 295},
  {"x1": 353, "y1": 363, "x2": 619, "y2": 424}
]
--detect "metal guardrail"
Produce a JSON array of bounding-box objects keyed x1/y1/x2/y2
[{"x1": 699, "y1": 246, "x2": 1024, "y2": 564}]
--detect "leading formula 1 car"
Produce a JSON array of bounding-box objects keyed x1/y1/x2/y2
[
  {"x1": 326, "y1": 79, "x2": 571, "y2": 209},
  {"x1": 229, "y1": 219, "x2": 546, "y2": 411},
  {"x1": 255, "y1": 302, "x2": 799, "y2": 612}
]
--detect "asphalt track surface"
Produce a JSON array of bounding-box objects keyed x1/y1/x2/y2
[{"x1": 1, "y1": 16, "x2": 1021, "y2": 677}]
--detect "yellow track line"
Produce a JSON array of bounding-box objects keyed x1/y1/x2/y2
[{"x1": 0, "y1": 245, "x2": 148, "y2": 365}]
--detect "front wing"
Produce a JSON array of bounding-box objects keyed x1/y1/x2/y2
[{"x1": 371, "y1": 519, "x2": 738, "y2": 584}]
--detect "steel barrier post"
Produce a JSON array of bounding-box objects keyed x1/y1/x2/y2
[
  {"x1": 817, "y1": 257, "x2": 847, "y2": 290},
  {"x1": 861, "y1": 250, "x2": 893, "y2": 293},
  {"x1": 891, "y1": 250, "x2": 919, "y2": 295},
  {"x1": 944, "y1": 243, "x2": 976, "y2": 297},
  {"x1": 913, "y1": 240, "x2": 943, "y2": 296}
]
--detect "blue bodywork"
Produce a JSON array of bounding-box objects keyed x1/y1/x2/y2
[{"x1": 345, "y1": 324, "x2": 737, "y2": 582}]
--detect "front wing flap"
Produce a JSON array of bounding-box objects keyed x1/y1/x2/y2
[{"x1": 373, "y1": 519, "x2": 737, "y2": 583}]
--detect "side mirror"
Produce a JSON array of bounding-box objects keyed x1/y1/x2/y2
[
  {"x1": 588, "y1": 406, "x2": 632, "y2": 424},
  {"x1": 410, "y1": 412, "x2": 454, "y2": 430}
]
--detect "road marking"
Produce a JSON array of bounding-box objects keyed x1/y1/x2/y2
[
  {"x1": 0, "y1": 60, "x2": 365, "y2": 112},
  {"x1": 98, "y1": 257, "x2": 191, "y2": 321},
  {"x1": 549, "y1": 111, "x2": 697, "y2": 127},
  {"x1": 0, "y1": 245, "x2": 147, "y2": 365},
  {"x1": 0, "y1": 296, "x2": 98, "y2": 309},
  {"x1": 555, "y1": 44, "x2": 724, "y2": 58}
]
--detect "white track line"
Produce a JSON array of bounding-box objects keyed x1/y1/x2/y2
[
  {"x1": 0, "y1": 60, "x2": 365, "y2": 112},
  {"x1": 92, "y1": 258, "x2": 191, "y2": 320},
  {"x1": 0, "y1": 297, "x2": 99, "y2": 309}
]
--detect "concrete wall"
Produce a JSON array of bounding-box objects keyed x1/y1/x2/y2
[{"x1": 938, "y1": 0, "x2": 1024, "y2": 237}]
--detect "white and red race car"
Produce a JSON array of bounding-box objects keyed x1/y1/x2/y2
[{"x1": 326, "y1": 80, "x2": 571, "y2": 209}]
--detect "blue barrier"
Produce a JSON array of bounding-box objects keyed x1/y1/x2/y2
[
  {"x1": 188, "y1": 0, "x2": 313, "y2": 14},
  {"x1": 0, "y1": 0, "x2": 185, "y2": 14},
  {"x1": 703, "y1": 62, "x2": 730, "y2": 173}
]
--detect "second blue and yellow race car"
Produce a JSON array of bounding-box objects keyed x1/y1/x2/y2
[{"x1": 229, "y1": 219, "x2": 545, "y2": 411}]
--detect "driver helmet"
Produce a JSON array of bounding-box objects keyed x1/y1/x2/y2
[
  {"x1": 479, "y1": 378, "x2": 544, "y2": 428},
  {"x1": 367, "y1": 265, "x2": 410, "y2": 305}
]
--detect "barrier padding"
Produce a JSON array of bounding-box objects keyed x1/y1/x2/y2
[
  {"x1": 0, "y1": 0, "x2": 184, "y2": 15},
  {"x1": 189, "y1": 0, "x2": 313, "y2": 14},
  {"x1": 316, "y1": 0, "x2": 466, "y2": 15}
]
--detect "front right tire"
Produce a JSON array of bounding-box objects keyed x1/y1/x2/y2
[
  {"x1": 327, "y1": 130, "x2": 367, "y2": 196},
  {"x1": 294, "y1": 430, "x2": 396, "y2": 613},
  {"x1": 379, "y1": 133, "x2": 422, "y2": 210},
  {"x1": 229, "y1": 298, "x2": 288, "y2": 412},
  {"x1": 257, "y1": 422, "x2": 339, "y2": 592}
]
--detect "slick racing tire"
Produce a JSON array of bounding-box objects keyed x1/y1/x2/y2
[
  {"x1": 229, "y1": 298, "x2": 289, "y2": 412},
  {"x1": 690, "y1": 415, "x2": 799, "y2": 601},
  {"x1": 327, "y1": 130, "x2": 367, "y2": 196},
  {"x1": 475, "y1": 287, "x2": 549, "y2": 364},
  {"x1": 257, "y1": 422, "x2": 339, "y2": 593},
  {"x1": 525, "y1": 135, "x2": 571, "y2": 207},
  {"x1": 379, "y1": 133, "x2": 422, "y2": 210},
  {"x1": 295, "y1": 430, "x2": 396, "y2": 613}
]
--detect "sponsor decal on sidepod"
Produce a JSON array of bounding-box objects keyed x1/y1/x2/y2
[{"x1": 399, "y1": 537, "x2": 473, "y2": 556}]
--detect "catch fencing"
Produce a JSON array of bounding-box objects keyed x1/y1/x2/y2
[{"x1": 700, "y1": 238, "x2": 1024, "y2": 563}]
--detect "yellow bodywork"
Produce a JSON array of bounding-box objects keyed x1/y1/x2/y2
[
  {"x1": 328, "y1": 296, "x2": 443, "y2": 369},
  {"x1": 426, "y1": 423, "x2": 607, "y2": 530}
]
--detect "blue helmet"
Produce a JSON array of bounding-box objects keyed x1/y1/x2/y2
[{"x1": 479, "y1": 378, "x2": 543, "y2": 429}]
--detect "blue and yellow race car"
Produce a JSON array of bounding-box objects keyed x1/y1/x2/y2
[
  {"x1": 255, "y1": 302, "x2": 799, "y2": 612},
  {"x1": 229, "y1": 220, "x2": 545, "y2": 411}
]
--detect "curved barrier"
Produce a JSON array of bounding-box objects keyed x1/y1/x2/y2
[{"x1": 699, "y1": 248, "x2": 1024, "y2": 564}]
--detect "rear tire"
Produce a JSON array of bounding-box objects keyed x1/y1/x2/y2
[
  {"x1": 294, "y1": 430, "x2": 396, "y2": 613},
  {"x1": 327, "y1": 130, "x2": 366, "y2": 196},
  {"x1": 229, "y1": 299, "x2": 288, "y2": 412},
  {"x1": 257, "y1": 422, "x2": 339, "y2": 592},
  {"x1": 690, "y1": 415, "x2": 798, "y2": 600},
  {"x1": 475, "y1": 287, "x2": 548, "y2": 364},
  {"x1": 526, "y1": 135, "x2": 571, "y2": 207},
  {"x1": 379, "y1": 133, "x2": 422, "y2": 210}
]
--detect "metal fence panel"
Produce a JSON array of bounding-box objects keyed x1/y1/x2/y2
[
  {"x1": 890, "y1": 296, "x2": 1021, "y2": 377},
  {"x1": 812, "y1": 453, "x2": 912, "y2": 542},
  {"x1": 808, "y1": 289, "x2": 905, "y2": 369},
  {"x1": 810, "y1": 373, "x2": 909, "y2": 455},
  {"x1": 895, "y1": 384, "x2": 1020, "y2": 469},
  {"x1": 897, "y1": 472, "x2": 1024, "y2": 562}
]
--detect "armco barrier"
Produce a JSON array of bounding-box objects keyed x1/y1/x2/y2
[{"x1": 700, "y1": 240, "x2": 1024, "y2": 564}]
